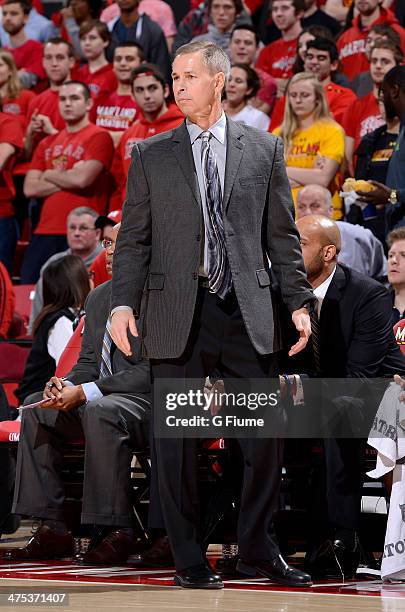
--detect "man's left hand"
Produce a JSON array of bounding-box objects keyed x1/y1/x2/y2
[
  {"x1": 289, "y1": 308, "x2": 311, "y2": 356},
  {"x1": 41, "y1": 385, "x2": 86, "y2": 412},
  {"x1": 356, "y1": 180, "x2": 391, "y2": 209}
]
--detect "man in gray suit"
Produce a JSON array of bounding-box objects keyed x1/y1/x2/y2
[
  {"x1": 5, "y1": 224, "x2": 151, "y2": 565},
  {"x1": 110, "y1": 41, "x2": 315, "y2": 589}
]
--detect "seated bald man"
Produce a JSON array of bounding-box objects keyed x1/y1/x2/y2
[
  {"x1": 290, "y1": 214, "x2": 405, "y2": 579},
  {"x1": 296, "y1": 185, "x2": 387, "y2": 281}
]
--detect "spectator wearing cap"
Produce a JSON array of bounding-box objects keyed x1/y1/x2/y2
[
  {"x1": 107, "y1": 0, "x2": 171, "y2": 81},
  {"x1": 28, "y1": 207, "x2": 103, "y2": 333},
  {"x1": 2, "y1": 0, "x2": 46, "y2": 89},
  {"x1": 95, "y1": 41, "x2": 143, "y2": 146},
  {"x1": 77, "y1": 20, "x2": 117, "y2": 105},
  {"x1": 21, "y1": 81, "x2": 114, "y2": 283},
  {"x1": 111, "y1": 64, "x2": 183, "y2": 209},
  {"x1": 228, "y1": 24, "x2": 277, "y2": 115},
  {"x1": 0, "y1": 0, "x2": 56, "y2": 45}
]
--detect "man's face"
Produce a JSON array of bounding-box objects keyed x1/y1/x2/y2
[
  {"x1": 355, "y1": 0, "x2": 380, "y2": 16},
  {"x1": 114, "y1": 46, "x2": 142, "y2": 84},
  {"x1": 271, "y1": 0, "x2": 300, "y2": 33},
  {"x1": 117, "y1": 0, "x2": 140, "y2": 11},
  {"x1": 365, "y1": 31, "x2": 387, "y2": 60},
  {"x1": 59, "y1": 83, "x2": 91, "y2": 124},
  {"x1": 296, "y1": 221, "x2": 326, "y2": 284},
  {"x1": 2, "y1": 3, "x2": 26, "y2": 35},
  {"x1": 67, "y1": 214, "x2": 100, "y2": 253},
  {"x1": 132, "y1": 74, "x2": 166, "y2": 114},
  {"x1": 104, "y1": 225, "x2": 119, "y2": 276},
  {"x1": 210, "y1": 0, "x2": 237, "y2": 33},
  {"x1": 296, "y1": 190, "x2": 332, "y2": 218},
  {"x1": 229, "y1": 29, "x2": 257, "y2": 65},
  {"x1": 80, "y1": 27, "x2": 107, "y2": 61},
  {"x1": 370, "y1": 48, "x2": 397, "y2": 86},
  {"x1": 43, "y1": 43, "x2": 74, "y2": 85},
  {"x1": 172, "y1": 52, "x2": 224, "y2": 118},
  {"x1": 304, "y1": 47, "x2": 337, "y2": 82},
  {"x1": 388, "y1": 240, "x2": 405, "y2": 286}
]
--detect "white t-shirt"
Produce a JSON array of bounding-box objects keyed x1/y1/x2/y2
[
  {"x1": 228, "y1": 105, "x2": 270, "y2": 131},
  {"x1": 47, "y1": 315, "x2": 74, "y2": 365}
]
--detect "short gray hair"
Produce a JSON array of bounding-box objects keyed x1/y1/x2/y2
[
  {"x1": 174, "y1": 41, "x2": 231, "y2": 82},
  {"x1": 68, "y1": 207, "x2": 98, "y2": 220}
]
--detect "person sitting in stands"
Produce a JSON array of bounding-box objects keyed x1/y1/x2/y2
[
  {"x1": 387, "y1": 227, "x2": 405, "y2": 324},
  {"x1": 0, "y1": 50, "x2": 36, "y2": 129},
  {"x1": 223, "y1": 63, "x2": 270, "y2": 130}
]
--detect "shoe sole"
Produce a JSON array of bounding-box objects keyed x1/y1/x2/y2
[
  {"x1": 236, "y1": 560, "x2": 313, "y2": 588},
  {"x1": 173, "y1": 576, "x2": 224, "y2": 589}
]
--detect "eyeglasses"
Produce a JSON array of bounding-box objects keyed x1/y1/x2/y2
[
  {"x1": 102, "y1": 239, "x2": 115, "y2": 250},
  {"x1": 68, "y1": 225, "x2": 97, "y2": 233}
]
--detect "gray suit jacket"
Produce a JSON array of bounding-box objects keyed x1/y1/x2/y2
[
  {"x1": 111, "y1": 118, "x2": 314, "y2": 358},
  {"x1": 67, "y1": 280, "x2": 151, "y2": 398}
]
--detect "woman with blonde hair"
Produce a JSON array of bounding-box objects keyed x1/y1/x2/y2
[
  {"x1": 0, "y1": 50, "x2": 36, "y2": 128},
  {"x1": 273, "y1": 72, "x2": 345, "y2": 219}
]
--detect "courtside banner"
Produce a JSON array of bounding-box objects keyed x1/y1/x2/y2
[{"x1": 153, "y1": 377, "x2": 403, "y2": 439}]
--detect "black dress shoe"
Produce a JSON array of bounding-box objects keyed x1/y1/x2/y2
[
  {"x1": 3, "y1": 525, "x2": 73, "y2": 560},
  {"x1": 128, "y1": 535, "x2": 174, "y2": 568},
  {"x1": 237, "y1": 555, "x2": 312, "y2": 587},
  {"x1": 80, "y1": 530, "x2": 138, "y2": 565},
  {"x1": 306, "y1": 539, "x2": 360, "y2": 580},
  {"x1": 174, "y1": 562, "x2": 224, "y2": 589}
]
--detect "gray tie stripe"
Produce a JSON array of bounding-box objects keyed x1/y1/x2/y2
[
  {"x1": 200, "y1": 131, "x2": 232, "y2": 299},
  {"x1": 100, "y1": 316, "x2": 113, "y2": 378}
]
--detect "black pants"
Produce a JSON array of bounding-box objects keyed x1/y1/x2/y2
[
  {"x1": 151, "y1": 287, "x2": 283, "y2": 571},
  {"x1": 12, "y1": 393, "x2": 149, "y2": 527}
]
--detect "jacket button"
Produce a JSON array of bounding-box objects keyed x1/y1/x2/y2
[{"x1": 193, "y1": 272, "x2": 198, "y2": 280}]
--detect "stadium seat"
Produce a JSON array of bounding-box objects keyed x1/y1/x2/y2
[{"x1": 55, "y1": 316, "x2": 85, "y2": 378}]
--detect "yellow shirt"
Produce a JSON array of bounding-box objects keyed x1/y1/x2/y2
[{"x1": 274, "y1": 120, "x2": 345, "y2": 219}]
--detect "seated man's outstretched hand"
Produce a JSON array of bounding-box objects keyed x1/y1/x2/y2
[{"x1": 110, "y1": 310, "x2": 138, "y2": 357}]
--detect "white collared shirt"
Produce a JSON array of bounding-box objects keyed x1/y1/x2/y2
[{"x1": 313, "y1": 266, "x2": 337, "y2": 313}]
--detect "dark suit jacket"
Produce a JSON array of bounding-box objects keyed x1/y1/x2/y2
[
  {"x1": 285, "y1": 264, "x2": 405, "y2": 378},
  {"x1": 111, "y1": 118, "x2": 314, "y2": 359},
  {"x1": 66, "y1": 280, "x2": 151, "y2": 398}
]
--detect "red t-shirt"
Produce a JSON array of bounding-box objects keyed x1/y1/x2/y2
[
  {"x1": 111, "y1": 104, "x2": 184, "y2": 210},
  {"x1": 337, "y1": 9, "x2": 405, "y2": 81},
  {"x1": 31, "y1": 123, "x2": 114, "y2": 235},
  {"x1": 26, "y1": 88, "x2": 66, "y2": 131},
  {"x1": 89, "y1": 250, "x2": 109, "y2": 287},
  {"x1": 0, "y1": 114, "x2": 23, "y2": 217},
  {"x1": 0, "y1": 260, "x2": 15, "y2": 339},
  {"x1": 77, "y1": 63, "x2": 117, "y2": 102},
  {"x1": 1, "y1": 89, "x2": 37, "y2": 129},
  {"x1": 5, "y1": 39, "x2": 45, "y2": 80},
  {"x1": 342, "y1": 91, "x2": 384, "y2": 151},
  {"x1": 256, "y1": 37, "x2": 298, "y2": 79},
  {"x1": 95, "y1": 91, "x2": 140, "y2": 132}
]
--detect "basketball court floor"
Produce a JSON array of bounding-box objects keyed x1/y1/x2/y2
[{"x1": 0, "y1": 527, "x2": 404, "y2": 612}]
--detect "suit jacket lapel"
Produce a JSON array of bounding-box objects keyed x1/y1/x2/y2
[
  {"x1": 319, "y1": 265, "x2": 346, "y2": 334},
  {"x1": 223, "y1": 118, "x2": 245, "y2": 212},
  {"x1": 171, "y1": 121, "x2": 202, "y2": 211}
]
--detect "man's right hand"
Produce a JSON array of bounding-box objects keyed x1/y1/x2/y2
[
  {"x1": 43, "y1": 376, "x2": 66, "y2": 401},
  {"x1": 110, "y1": 310, "x2": 138, "y2": 356}
]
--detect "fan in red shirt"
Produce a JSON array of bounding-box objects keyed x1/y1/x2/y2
[
  {"x1": 229, "y1": 24, "x2": 277, "y2": 115},
  {"x1": 0, "y1": 49, "x2": 36, "y2": 128},
  {"x1": 24, "y1": 38, "x2": 76, "y2": 161},
  {"x1": 0, "y1": 260, "x2": 15, "y2": 339},
  {"x1": 95, "y1": 41, "x2": 142, "y2": 146},
  {"x1": 0, "y1": 113, "x2": 23, "y2": 273},
  {"x1": 2, "y1": 0, "x2": 45, "y2": 90},
  {"x1": 77, "y1": 19, "x2": 117, "y2": 106},
  {"x1": 111, "y1": 63, "x2": 184, "y2": 210},
  {"x1": 342, "y1": 39, "x2": 403, "y2": 174},
  {"x1": 270, "y1": 37, "x2": 357, "y2": 130},
  {"x1": 21, "y1": 81, "x2": 115, "y2": 283},
  {"x1": 90, "y1": 209, "x2": 123, "y2": 287},
  {"x1": 337, "y1": 0, "x2": 405, "y2": 82},
  {"x1": 256, "y1": 0, "x2": 305, "y2": 97}
]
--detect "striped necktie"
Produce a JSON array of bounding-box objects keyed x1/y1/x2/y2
[
  {"x1": 309, "y1": 306, "x2": 321, "y2": 374},
  {"x1": 200, "y1": 131, "x2": 232, "y2": 299},
  {"x1": 100, "y1": 317, "x2": 113, "y2": 378}
]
